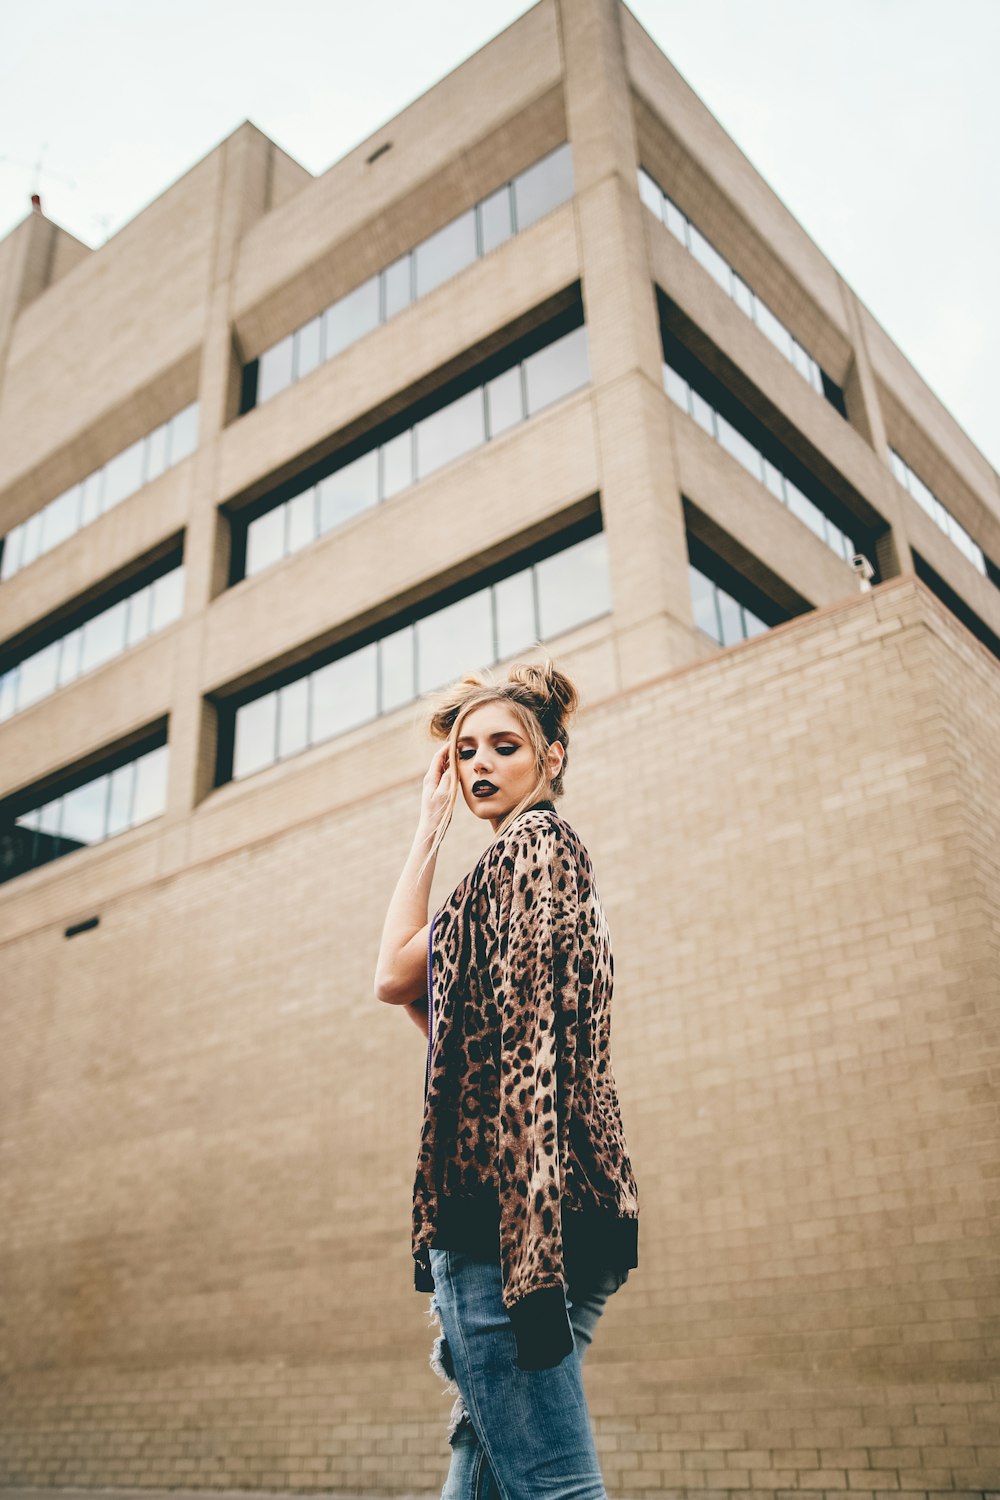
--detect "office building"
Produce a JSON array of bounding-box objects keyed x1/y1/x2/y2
[{"x1": 1, "y1": 0, "x2": 998, "y2": 1492}]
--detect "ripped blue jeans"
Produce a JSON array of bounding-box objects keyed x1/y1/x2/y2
[{"x1": 427, "y1": 1246, "x2": 626, "y2": 1500}]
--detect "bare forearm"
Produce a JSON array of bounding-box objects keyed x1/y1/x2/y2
[{"x1": 375, "y1": 820, "x2": 438, "y2": 996}]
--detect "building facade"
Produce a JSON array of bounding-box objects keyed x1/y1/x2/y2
[{"x1": 1, "y1": 1, "x2": 998, "y2": 1494}]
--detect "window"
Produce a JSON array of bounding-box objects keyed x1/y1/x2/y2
[
  {"x1": 224, "y1": 522, "x2": 610, "y2": 785},
  {"x1": 1, "y1": 741, "x2": 169, "y2": 885},
  {"x1": 1, "y1": 405, "x2": 198, "y2": 581},
  {"x1": 0, "y1": 562, "x2": 185, "y2": 723},
  {"x1": 663, "y1": 357, "x2": 855, "y2": 567},
  {"x1": 890, "y1": 447, "x2": 988, "y2": 579},
  {"x1": 414, "y1": 211, "x2": 477, "y2": 299},
  {"x1": 639, "y1": 165, "x2": 843, "y2": 415},
  {"x1": 245, "y1": 144, "x2": 577, "y2": 411},
  {"x1": 237, "y1": 307, "x2": 590, "y2": 581}
]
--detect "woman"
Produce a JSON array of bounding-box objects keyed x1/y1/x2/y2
[{"x1": 374, "y1": 659, "x2": 639, "y2": 1500}]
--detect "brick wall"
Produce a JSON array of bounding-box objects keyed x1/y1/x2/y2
[{"x1": 1, "y1": 578, "x2": 998, "y2": 1495}]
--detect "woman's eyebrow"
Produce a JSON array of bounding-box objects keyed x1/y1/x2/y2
[{"x1": 456, "y1": 731, "x2": 523, "y2": 744}]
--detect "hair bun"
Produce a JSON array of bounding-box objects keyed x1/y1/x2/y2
[{"x1": 505, "y1": 658, "x2": 579, "y2": 740}]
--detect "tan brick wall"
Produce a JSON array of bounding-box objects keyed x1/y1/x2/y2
[{"x1": 1, "y1": 579, "x2": 998, "y2": 1495}]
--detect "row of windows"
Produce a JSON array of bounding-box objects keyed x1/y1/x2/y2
[
  {"x1": 248, "y1": 144, "x2": 575, "y2": 411},
  {"x1": 0, "y1": 565, "x2": 185, "y2": 724},
  {"x1": 2, "y1": 743, "x2": 168, "y2": 886},
  {"x1": 0, "y1": 404, "x2": 199, "y2": 583},
  {"x1": 232, "y1": 528, "x2": 610, "y2": 781},
  {"x1": 690, "y1": 561, "x2": 769, "y2": 648},
  {"x1": 889, "y1": 448, "x2": 987, "y2": 579},
  {"x1": 245, "y1": 321, "x2": 591, "y2": 579},
  {"x1": 638, "y1": 167, "x2": 844, "y2": 413},
  {"x1": 663, "y1": 360, "x2": 856, "y2": 565}
]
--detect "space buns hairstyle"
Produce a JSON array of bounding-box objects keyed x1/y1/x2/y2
[{"x1": 416, "y1": 656, "x2": 580, "y2": 881}]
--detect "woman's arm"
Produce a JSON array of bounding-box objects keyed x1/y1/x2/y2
[
  {"x1": 404, "y1": 996, "x2": 430, "y2": 1037},
  {"x1": 373, "y1": 745, "x2": 451, "y2": 1006}
]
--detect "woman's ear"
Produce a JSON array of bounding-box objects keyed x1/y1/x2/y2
[{"x1": 546, "y1": 741, "x2": 565, "y2": 780}]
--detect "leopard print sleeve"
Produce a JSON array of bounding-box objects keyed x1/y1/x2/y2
[{"x1": 491, "y1": 813, "x2": 580, "y2": 1369}]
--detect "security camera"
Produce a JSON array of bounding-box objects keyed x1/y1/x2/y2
[{"x1": 849, "y1": 553, "x2": 874, "y2": 590}]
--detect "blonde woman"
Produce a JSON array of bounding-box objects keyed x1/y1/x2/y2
[{"x1": 375, "y1": 659, "x2": 639, "y2": 1500}]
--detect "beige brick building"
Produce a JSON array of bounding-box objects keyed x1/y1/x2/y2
[{"x1": 1, "y1": 1, "x2": 998, "y2": 1495}]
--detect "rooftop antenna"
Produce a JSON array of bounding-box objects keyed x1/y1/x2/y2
[{"x1": 0, "y1": 141, "x2": 77, "y2": 218}]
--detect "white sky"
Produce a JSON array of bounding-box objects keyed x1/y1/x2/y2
[{"x1": 1, "y1": 0, "x2": 997, "y2": 472}]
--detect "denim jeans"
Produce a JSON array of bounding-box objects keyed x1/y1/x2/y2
[{"x1": 427, "y1": 1246, "x2": 626, "y2": 1500}]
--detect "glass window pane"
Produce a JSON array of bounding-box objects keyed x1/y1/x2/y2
[
  {"x1": 663, "y1": 195, "x2": 687, "y2": 245},
  {"x1": 310, "y1": 643, "x2": 378, "y2": 743},
  {"x1": 277, "y1": 676, "x2": 309, "y2": 760},
  {"x1": 149, "y1": 567, "x2": 184, "y2": 631},
  {"x1": 19, "y1": 642, "x2": 61, "y2": 708},
  {"x1": 663, "y1": 364, "x2": 690, "y2": 411},
  {"x1": 495, "y1": 568, "x2": 537, "y2": 659},
  {"x1": 416, "y1": 588, "x2": 494, "y2": 694},
  {"x1": 323, "y1": 276, "x2": 380, "y2": 358},
  {"x1": 132, "y1": 745, "x2": 168, "y2": 826},
  {"x1": 753, "y1": 297, "x2": 794, "y2": 362},
  {"x1": 382, "y1": 254, "x2": 412, "y2": 319},
  {"x1": 286, "y1": 486, "x2": 317, "y2": 554},
  {"x1": 41, "y1": 486, "x2": 81, "y2": 551},
  {"x1": 514, "y1": 143, "x2": 573, "y2": 233},
  {"x1": 233, "y1": 693, "x2": 277, "y2": 779},
  {"x1": 637, "y1": 168, "x2": 662, "y2": 219},
  {"x1": 145, "y1": 422, "x2": 169, "y2": 483},
  {"x1": 58, "y1": 628, "x2": 82, "y2": 687},
  {"x1": 716, "y1": 415, "x2": 763, "y2": 481},
  {"x1": 785, "y1": 481, "x2": 827, "y2": 540},
  {"x1": 295, "y1": 315, "x2": 322, "y2": 379},
  {"x1": 0, "y1": 666, "x2": 20, "y2": 720},
  {"x1": 2, "y1": 522, "x2": 24, "y2": 579},
  {"x1": 717, "y1": 589, "x2": 743, "y2": 647},
  {"x1": 889, "y1": 450, "x2": 908, "y2": 487},
  {"x1": 80, "y1": 599, "x2": 128, "y2": 673},
  {"x1": 126, "y1": 585, "x2": 152, "y2": 646},
  {"x1": 317, "y1": 451, "x2": 379, "y2": 533},
  {"x1": 688, "y1": 224, "x2": 732, "y2": 294},
  {"x1": 523, "y1": 325, "x2": 590, "y2": 416},
  {"x1": 107, "y1": 761, "x2": 135, "y2": 837},
  {"x1": 415, "y1": 388, "x2": 486, "y2": 480},
  {"x1": 379, "y1": 624, "x2": 415, "y2": 713},
  {"x1": 689, "y1": 565, "x2": 721, "y2": 642},
  {"x1": 690, "y1": 389, "x2": 715, "y2": 437},
  {"x1": 103, "y1": 438, "x2": 146, "y2": 510},
  {"x1": 414, "y1": 210, "x2": 477, "y2": 299},
  {"x1": 762, "y1": 458, "x2": 785, "y2": 501},
  {"x1": 381, "y1": 430, "x2": 413, "y2": 499},
  {"x1": 536, "y1": 532, "x2": 611, "y2": 639},
  {"x1": 38, "y1": 799, "x2": 61, "y2": 838},
  {"x1": 732, "y1": 274, "x2": 754, "y2": 318},
  {"x1": 257, "y1": 336, "x2": 295, "y2": 404},
  {"x1": 246, "y1": 505, "x2": 286, "y2": 576},
  {"x1": 80, "y1": 469, "x2": 104, "y2": 523},
  {"x1": 61, "y1": 775, "x2": 109, "y2": 847},
  {"x1": 486, "y1": 366, "x2": 524, "y2": 439},
  {"x1": 743, "y1": 608, "x2": 769, "y2": 640},
  {"x1": 169, "y1": 403, "x2": 198, "y2": 463},
  {"x1": 791, "y1": 339, "x2": 812, "y2": 381},
  {"x1": 21, "y1": 511, "x2": 43, "y2": 566},
  {"x1": 20, "y1": 511, "x2": 44, "y2": 567},
  {"x1": 479, "y1": 184, "x2": 513, "y2": 255}
]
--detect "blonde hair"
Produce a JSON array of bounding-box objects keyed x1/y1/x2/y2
[{"x1": 417, "y1": 657, "x2": 580, "y2": 881}]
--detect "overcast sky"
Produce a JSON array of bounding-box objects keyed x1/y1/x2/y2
[{"x1": 1, "y1": 1, "x2": 996, "y2": 471}]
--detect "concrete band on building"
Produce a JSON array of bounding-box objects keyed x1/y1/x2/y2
[{"x1": 1, "y1": 0, "x2": 998, "y2": 1495}]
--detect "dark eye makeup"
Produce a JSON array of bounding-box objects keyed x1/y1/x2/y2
[{"x1": 458, "y1": 744, "x2": 518, "y2": 759}]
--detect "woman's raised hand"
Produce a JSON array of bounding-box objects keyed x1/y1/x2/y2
[{"x1": 419, "y1": 743, "x2": 453, "y2": 831}]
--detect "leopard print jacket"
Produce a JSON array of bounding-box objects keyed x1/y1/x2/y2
[{"x1": 411, "y1": 799, "x2": 639, "y2": 1366}]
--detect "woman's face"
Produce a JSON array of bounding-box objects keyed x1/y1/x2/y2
[{"x1": 455, "y1": 701, "x2": 556, "y2": 831}]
